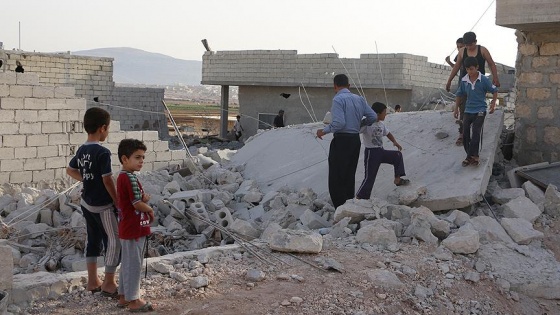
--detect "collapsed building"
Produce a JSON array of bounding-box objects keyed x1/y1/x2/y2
[{"x1": 0, "y1": 0, "x2": 560, "y2": 311}]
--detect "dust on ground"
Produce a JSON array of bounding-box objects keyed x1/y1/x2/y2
[{"x1": 27, "y1": 220, "x2": 560, "y2": 315}]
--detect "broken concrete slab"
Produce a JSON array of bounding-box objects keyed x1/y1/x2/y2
[
  {"x1": 500, "y1": 218, "x2": 544, "y2": 245},
  {"x1": 522, "y1": 181, "x2": 545, "y2": 206},
  {"x1": 230, "y1": 110, "x2": 503, "y2": 211},
  {"x1": 470, "y1": 216, "x2": 514, "y2": 244},
  {"x1": 441, "y1": 227, "x2": 480, "y2": 254},
  {"x1": 501, "y1": 196, "x2": 542, "y2": 223},
  {"x1": 491, "y1": 188, "x2": 525, "y2": 205},
  {"x1": 268, "y1": 229, "x2": 323, "y2": 254},
  {"x1": 356, "y1": 225, "x2": 397, "y2": 248},
  {"x1": 478, "y1": 243, "x2": 560, "y2": 300},
  {"x1": 333, "y1": 199, "x2": 378, "y2": 224},
  {"x1": 544, "y1": 184, "x2": 560, "y2": 217}
]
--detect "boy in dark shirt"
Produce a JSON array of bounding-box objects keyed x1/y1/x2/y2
[{"x1": 67, "y1": 107, "x2": 120, "y2": 296}]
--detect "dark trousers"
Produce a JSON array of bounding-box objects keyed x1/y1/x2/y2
[
  {"x1": 457, "y1": 97, "x2": 465, "y2": 134},
  {"x1": 328, "y1": 133, "x2": 361, "y2": 209},
  {"x1": 463, "y1": 112, "x2": 486, "y2": 158},
  {"x1": 82, "y1": 206, "x2": 108, "y2": 258},
  {"x1": 356, "y1": 147, "x2": 406, "y2": 199}
]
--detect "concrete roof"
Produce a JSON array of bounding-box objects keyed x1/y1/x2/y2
[{"x1": 231, "y1": 110, "x2": 504, "y2": 211}]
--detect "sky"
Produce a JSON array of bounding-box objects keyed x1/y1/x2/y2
[{"x1": 2, "y1": 0, "x2": 518, "y2": 67}]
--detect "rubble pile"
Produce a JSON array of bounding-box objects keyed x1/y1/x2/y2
[{"x1": 1, "y1": 119, "x2": 560, "y2": 312}]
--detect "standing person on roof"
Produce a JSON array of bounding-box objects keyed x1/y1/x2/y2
[
  {"x1": 445, "y1": 31, "x2": 500, "y2": 92},
  {"x1": 316, "y1": 74, "x2": 377, "y2": 209},
  {"x1": 446, "y1": 37, "x2": 468, "y2": 146},
  {"x1": 273, "y1": 110, "x2": 285, "y2": 128}
]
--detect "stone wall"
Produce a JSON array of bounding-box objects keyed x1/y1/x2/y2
[
  {"x1": 512, "y1": 31, "x2": 560, "y2": 164},
  {"x1": 0, "y1": 72, "x2": 185, "y2": 185},
  {"x1": 496, "y1": 0, "x2": 560, "y2": 165},
  {"x1": 0, "y1": 50, "x2": 167, "y2": 137}
]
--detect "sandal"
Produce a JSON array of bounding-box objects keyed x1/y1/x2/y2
[
  {"x1": 455, "y1": 137, "x2": 463, "y2": 146},
  {"x1": 117, "y1": 302, "x2": 130, "y2": 309},
  {"x1": 462, "y1": 158, "x2": 471, "y2": 167},
  {"x1": 101, "y1": 290, "x2": 119, "y2": 299},
  {"x1": 470, "y1": 157, "x2": 480, "y2": 166},
  {"x1": 395, "y1": 178, "x2": 410, "y2": 186},
  {"x1": 88, "y1": 286, "x2": 101, "y2": 294},
  {"x1": 129, "y1": 302, "x2": 154, "y2": 313}
]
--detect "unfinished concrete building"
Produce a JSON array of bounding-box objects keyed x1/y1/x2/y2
[
  {"x1": 202, "y1": 50, "x2": 514, "y2": 138},
  {"x1": 496, "y1": 0, "x2": 560, "y2": 165}
]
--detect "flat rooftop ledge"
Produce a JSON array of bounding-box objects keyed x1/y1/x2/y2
[
  {"x1": 496, "y1": 0, "x2": 560, "y2": 29},
  {"x1": 231, "y1": 110, "x2": 504, "y2": 211}
]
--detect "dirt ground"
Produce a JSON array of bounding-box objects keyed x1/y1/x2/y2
[{"x1": 25, "y1": 220, "x2": 560, "y2": 315}]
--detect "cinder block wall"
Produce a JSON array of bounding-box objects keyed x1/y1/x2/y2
[
  {"x1": 1, "y1": 50, "x2": 167, "y2": 137},
  {"x1": 202, "y1": 50, "x2": 450, "y2": 90},
  {"x1": 512, "y1": 31, "x2": 560, "y2": 165},
  {"x1": 0, "y1": 72, "x2": 185, "y2": 185}
]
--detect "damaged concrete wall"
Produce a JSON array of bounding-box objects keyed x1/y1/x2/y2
[
  {"x1": 238, "y1": 85, "x2": 411, "y2": 136},
  {"x1": 0, "y1": 50, "x2": 167, "y2": 137},
  {"x1": 0, "y1": 72, "x2": 185, "y2": 185}
]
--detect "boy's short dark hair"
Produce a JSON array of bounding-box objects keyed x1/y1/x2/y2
[
  {"x1": 371, "y1": 102, "x2": 387, "y2": 114},
  {"x1": 394, "y1": 104, "x2": 401, "y2": 110},
  {"x1": 118, "y1": 139, "x2": 147, "y2": 164},
  {"x1": 463, "y1": 56, "x2": 479, "y2": 68},
  {"x1": 463, "y1": 32, "x2": 476, "y2": 45},
  {"x1": 333, "y1": 74, "x2": 349, "y2": 87},
  {"x1": 84, "y1": 107, "x2": 110, "y2": 134},
  {"x1": 456, "y1": 37, "x2": 464, "y2": 44}
]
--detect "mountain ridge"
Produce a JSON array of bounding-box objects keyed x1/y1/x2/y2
[{"x1": 73, "y1": 47, "x2": 202, "y2": 85}]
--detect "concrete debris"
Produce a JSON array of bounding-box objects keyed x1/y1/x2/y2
[
  {"x1": 501, "y1": 196, "x2": 542, "y2": 223},
  {"x1": 491, "y1": 188, "x2": 525, "y2": 205},
  {"x1": 441, "y1": 227, "x2": 480, "y2": 254},
  {"x1": 544, "y1": 184, "x2": 560, "y2": 217},
  {"x1": 268, "y1": 229, "x2": 323, "y2": 254},
  {"x1": 500, "y1": 218, "x2": 544, "y2": 245}
]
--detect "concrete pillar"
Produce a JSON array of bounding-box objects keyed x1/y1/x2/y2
[
  {"x1": 220, "y1": 85, "x2": 229, "y2": 138},
  {"x1": 0, "y1": 245, "x2": 13, "y2": 292}
]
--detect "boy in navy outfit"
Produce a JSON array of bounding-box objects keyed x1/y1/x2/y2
[{"x1": 67, "y1": 107, "x2": 120, "y2": 297}]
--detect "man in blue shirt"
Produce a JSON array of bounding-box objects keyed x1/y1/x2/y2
[
  {"x1": 317, "y1": 74, "x2": 377, "y2": 208},
  {"x1": 454, "y1": 56, "x2": 498, "y2": 167}
]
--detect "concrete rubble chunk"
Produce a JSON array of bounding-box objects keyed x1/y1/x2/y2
[
  {"x1": 269, "y1": 229, "x2": 323, "y2": 254},
  {"x1": 260, "y1": 208, "x2": 296, "y2": 228},
  {"x1": 441, "y1": 228, "x2": 480, "y2": 254},
  {"x1": 522, "y1": 181, "x2": 545, "y2": 206},
  {"x1": 544, "y1": 184, "x2": 560, "y2": 217},
  {"x1": 242, "y1": 190, "x2": 263, "y2": 204},
  {"x1": 500, "y1": 218, "x2": 544, "y2": 245},
  {"x1": 356, "y1": 225, "x2": 397, "y2": 248},
  {"x1": 361, "y1": 218, "x2": 403, "y2": 237},
  {"x1": 492, "y1": 188, "x2": 525, "y2": 205},
  {"x1": 333, "y1": 199, "x2": 377, "y2": 224},
  {"x1": 501, "y1": 196, "x2": 542, "y2": 223},
  {"x1": 260, "y1": 222, "x2": 282, "y2": 243},
  {"x1": 230, "y1": 219, "x2": 261, "y2": 240},
  {"x1": 190, "y1": 275, "x2": 209, "y2": 288},
  {"x1": 245, "y1": 269, "x2": 266, "y2": 282},
  {"x1": 365, "y1": 269, "x2": 404, "y2": 289},
  {"x1": 300, "y1": 209, "x2": 332, "y2": 229},
  {"x1": 443, "y1": 210, "x2": 470, "y2": 227},
  {"x1": 151, "y1": 261, "x2": 174, "y2": 274},
  {"x1": 470, "y1": 216, "x2": 514, "y2": 244}
]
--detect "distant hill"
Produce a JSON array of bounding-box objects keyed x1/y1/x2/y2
[{"x1": 73, "y1": 47, "x2": 202, "y2": 85}]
